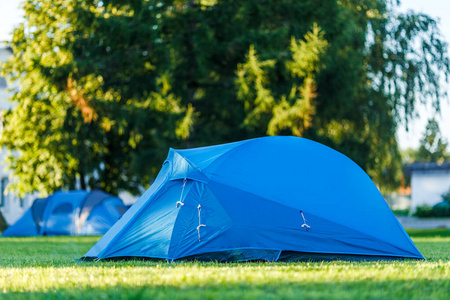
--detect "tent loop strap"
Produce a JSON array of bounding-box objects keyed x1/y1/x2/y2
[
  {"x1": 197, "y1": 204, "x2": 206, "y2": 241},
  {"x1": 176, "y1": 178, "x2": 187, "y2": 207},
  {"x1": 300, "y1": 210, "x2": 310, "y2": 231}
]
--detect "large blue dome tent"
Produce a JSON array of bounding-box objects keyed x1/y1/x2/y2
[
  {"x1": 2, "y1": 190, "x2": 128, "y2": 236},
  {"x1": 82, "y1": 136, "x2": 424, "y2": 262}
]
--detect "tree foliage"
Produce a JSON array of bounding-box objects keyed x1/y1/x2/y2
[
  {"x1": 0, "y1": 211, "x2": 7, "y2": 232},
  {"x1": 416, "y1": 118, "x2": 448, "y2": 163},
  {"x1": 236, "y1": 24, "x2": 328, "y2": 137},
  {"x1": 1, "y1": 0, "x2": 449, "y2": 196},
  {"x1": 1, "y1": 0, "x2": 191, "y2": 196},
  {"x1": 443, "y1": 188, "x2": 450, "y2": 203},
  {"x1": 402, "y1": 118, "x2": 449, "y2": 165}
]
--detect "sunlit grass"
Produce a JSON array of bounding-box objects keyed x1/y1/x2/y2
[{"x1": 0, "y1": 230, "x2": 449, "y2": 299}]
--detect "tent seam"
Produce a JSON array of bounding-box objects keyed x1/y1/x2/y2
[{"x1": 208, "y1": 180, "x2": 413, "y2": 254}]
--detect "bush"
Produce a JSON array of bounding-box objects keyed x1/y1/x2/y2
[
  {"x1": 413, "y1": 204, "x2": 433, "y2": 218},
  {"x1": 413, "y1": 202, "x2": 450, "y2": 218},
  {"x1": 392, "y1": 209, "x2": 410, "y2": 216},
  {"x1": 432, "y1": 201, "x2": 450, "y2": 217}
]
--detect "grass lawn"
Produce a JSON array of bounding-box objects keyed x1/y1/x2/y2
[{"x1": 0, "y1": 229, "x2": 448, "y2": 299}]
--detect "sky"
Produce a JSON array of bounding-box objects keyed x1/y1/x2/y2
[
  {"x1": 0, "y1": 0, "x2": 24, "y2": 42},
  {"x1": 0, "y1": 0, "x2": 449, "y2": 150}
]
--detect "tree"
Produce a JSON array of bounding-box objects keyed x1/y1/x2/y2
[
  {"x1": 0, "y1": 211, "x2": 7, "y2": 233},
  {"x1": 443, "y1": 188, "x2": 450, "y2": 203},
  {"x1": 1, "y1": 0, "x2": 448, "y2": 196},
  {"x1": 1, "y1": 0, "x2": 192, "y2": 197},
  {"x1": 416, "y1": 118, "x2": 448, "y2": 163}
]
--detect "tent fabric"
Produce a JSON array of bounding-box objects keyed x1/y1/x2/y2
[
  {"x1": 2, "y1": 190, "x2": 127, "y2": 237},
  {"x1": 82, "y1": 136, "x2": 424, "y2": 262},
  {"x1": 77, "y1": 190, "x2": 113, "y2": 233},
  {"x1": 79, "y1": 197, "x2": 126, "y2": 235},
  {"x1": 30, "y1": 197, "x2": 48, "y2": 233}
]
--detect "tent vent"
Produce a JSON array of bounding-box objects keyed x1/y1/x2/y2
[
  {"x1": 197, "y1": 204, "x2": 206, "y2": 241},
  {"x1": 300, "y1": 210, "x2": 310, "y2": 231},
  {"x1": 176, "y1": 178, "x2": 187, "y2": 207}
]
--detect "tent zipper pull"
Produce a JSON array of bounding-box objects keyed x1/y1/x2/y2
[
  {"x1": 300, "y1": 210, "x2": 310, "y2": 231},
  {"x1": 197, "y1": 204, "x2": 206, "y2": 241},
  {"x1": 176, "y1": 178, "x2": 187, "y2": 207}
]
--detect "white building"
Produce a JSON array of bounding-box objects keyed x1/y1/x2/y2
[
  {"x1": 409, "y1": 162, "x2": 450, "y2": 211},
  {"x1": 0, "y1": 47, "x2": 35, "y2": 225}
]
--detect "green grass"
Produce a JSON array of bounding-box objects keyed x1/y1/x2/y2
[{"x1": 0, "y1": 229, "x2": 449, "y2": 299}]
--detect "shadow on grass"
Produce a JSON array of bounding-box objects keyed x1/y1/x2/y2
[
  {"x1": 0, "y1": 231, "x2": 449, "y2": 268},
  {"x1": 1, "y1": 278, "x2": 449, "y2": 300}
]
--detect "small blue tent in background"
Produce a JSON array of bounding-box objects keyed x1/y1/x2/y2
[
  {"x1": 83, "y1": 136, "x2": 424, "y2": 262},
  {"x1": 2, "y1": 190, "x2": 127, "y2": 237}
]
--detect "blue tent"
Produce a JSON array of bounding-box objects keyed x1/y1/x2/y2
[
  {"x1": 83, "y1": 136, "x2": 424, "y2": 262},
  {"x1": 2, "y1": 190, "x2": 127, "y2": 237}
]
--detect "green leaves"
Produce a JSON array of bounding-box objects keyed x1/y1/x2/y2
[
  {"x1": 1, "y1": 0, "x2": 448, "y2": 195},
  {"x1": 236, "y1": 24, "x2": 328, "y2": 137},
  {"x1": 236, "y1": 45, "x2": 276, "y2": 126},
  {"x1": 1, "y1": 0, "x2": 191, "y2": 196},
  {"x1": 287, "y1": 24, "x2": 328, "y2": 79}
]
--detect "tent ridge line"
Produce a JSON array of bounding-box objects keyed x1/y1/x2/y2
[
  {"x1": 201, "y1": 138, "x2": 261, "y2": 176},
  {"x1": 76, "y1": 190, "x2": 112, "y2": 235},
  {"x1": 172, "y1": 138, "x2": 260, "y2": 182},
  {"x1": 38, "y1": 193, "x2": 57, "y2": 236},
  {"x1": 171, "y1": 150, "x2": 210, "y2": 182}
]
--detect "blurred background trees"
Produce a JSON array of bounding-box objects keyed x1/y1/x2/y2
[
  {"x1": 1, "y1": 0, "x2": 449, "y2": 196},
  {"x1": 402, "y1": 118, "x2": 449, "y2": 164},
  {"x1": 415, "y1": 118, "x2": 449, "y2": 163}
]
